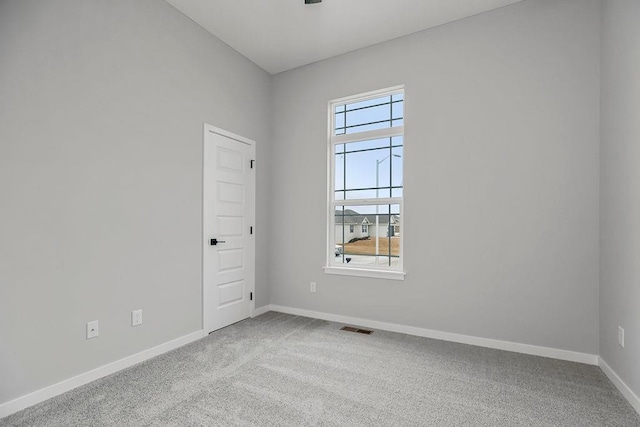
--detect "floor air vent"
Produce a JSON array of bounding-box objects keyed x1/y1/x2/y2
[{"x1": 341, "y1": 326, "x2": 373, "y2": 335}]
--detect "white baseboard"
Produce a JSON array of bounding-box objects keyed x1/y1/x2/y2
[
  {"x1": 0, "y1": 330, "x2": 205, "y2": 419},
  {"x1": 3, "y1": 308, "x2": 622, "y2": 420},
  {"x1": 268, "y1": 304, "x2": 599, "y2": 365},
  {"x1": 252, "y1": 305, "x2": 271, "y2": 317},
  {"x1": 599, "y1": 357, "x2": 640, "y2": 415}
]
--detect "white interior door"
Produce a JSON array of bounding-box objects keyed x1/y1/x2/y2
[{"x1": 203, "y1": 124, "x2": 255, "y2": 334}]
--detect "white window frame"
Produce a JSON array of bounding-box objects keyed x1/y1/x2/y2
[{"x1": 324, "y1": 85, "x2": 406, "y2": 281}]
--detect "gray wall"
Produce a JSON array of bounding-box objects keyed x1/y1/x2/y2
[
  {"x1": 269, "y1": 0, "x2": 601, "y2": 354},
  {"x1": 600, "y1": 0, "x2": 640, "y2": 399},
  {"x1": 4, "y1": 0, "x2": 628, "y2": 412},
  {"x1": 0, "y1": 0, "x2": 270, "y2": 404}
]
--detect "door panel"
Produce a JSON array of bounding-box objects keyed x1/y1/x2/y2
[
  {"x1": 217, "y1": 147, "x2": 244, "y2": 172},
  {"x1": 203, "y1": 125, "x2": 255, "y2": 334},
  {"x1": 218, "y1": 249, "x2": 243, "y2": 272},
  {"x1": 217, "y1": 216, "x2": 244, "y2": 237},
  {"x1": 217, "y1": 182, "x2": 244, "y2": 205},
  {"x1": 218, "y1": 280, "x2": 245, "y2": 306}
]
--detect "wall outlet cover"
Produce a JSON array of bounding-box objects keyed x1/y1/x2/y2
[
  {"x1": 618, "y1": 326, "x2": 625, "y2": 348},
  {"x1": 87, "y1": 320, "x2": 99, "y2": 339},
  {"x1": 132, "y1": 309, "x2": 143, "y2": 327}
]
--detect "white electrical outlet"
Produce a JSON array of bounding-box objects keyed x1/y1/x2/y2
[
  {"x1": 132, "y1": 309, "x2": 143, "y2": 327},
  {"x1": 86, "y1": 320, "x2": 99, "y2": 339},
  {"x1": 310, "y1": 281, "x2": 317, "y2": 293},
  {"x1": 618, "y1": 326, "x2": 625, "y2": 348}
]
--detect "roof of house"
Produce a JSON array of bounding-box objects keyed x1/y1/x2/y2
[{"x1": 335, "y1": 209, "x2": 399, "y2": 225}]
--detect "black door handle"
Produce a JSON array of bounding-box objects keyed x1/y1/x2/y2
[{"x1": 210, "y1": 238, "x2": 226, "y2": 246}]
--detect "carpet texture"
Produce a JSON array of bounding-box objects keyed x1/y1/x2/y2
[{"x1": 3, "y1": 311, "x2": 639, "y2": 426}]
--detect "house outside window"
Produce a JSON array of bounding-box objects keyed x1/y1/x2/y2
[{"x1": 325, "y1": 86, "x2": 405, "y2": 280}]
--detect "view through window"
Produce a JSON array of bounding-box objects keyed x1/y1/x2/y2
[{"x1": 328, "y1": 87, "x2": 404, "y2": 272}]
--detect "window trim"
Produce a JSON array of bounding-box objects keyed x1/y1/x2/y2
[
  {"x1": 323, "y1": 265, "x2": 406, "y2": 281},
  {"x1": 325, "y1": 85, "x2": 406, "y2": 280}
]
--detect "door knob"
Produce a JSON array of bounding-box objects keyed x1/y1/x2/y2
[{"x1": 210, "y1": 238, "x2": 226, "y2": 246}]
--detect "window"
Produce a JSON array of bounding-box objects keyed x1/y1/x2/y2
[{"x1": 325, "y1": 86, "x2": 405, "y2": 280}]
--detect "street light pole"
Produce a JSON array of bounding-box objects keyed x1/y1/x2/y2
[{"x1": 375, "y1": 153, "x2": 401, "y2": 262}]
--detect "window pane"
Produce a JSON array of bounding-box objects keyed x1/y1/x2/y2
[
  {"x1": 391, "y1": 188, "x2": 403, "y2": 198},
  {"x1": 392, "y1": 145, "x2": 403, "y2": 188},
  {"x1": 334, "y1": 205, "x2": 400, "y2": 224},
  {"x1": 335, "y1": 112, "x2": 345, "y2": 131},
  {"x1": 346, "y1": 103, "x2": 392, "y2": 129},
  {"x1": 335, "y1": 152, "x2": 344, "y2": 191},
  {"x1": 334, "y1": 136, "x2": 403, "y2": 200},
  {"x1": 346, "y1": 97, "x2": 388, "y2": 111},
  {"x1": 392, "y1": 101, "x2": 403, "y2": 120},
  {"x1": 345, "y1": 147, "x2": 390, "y2": 193},
  {"x1": 334, "y1": 204, "x2": 401, "y2": 267},
  {"x1": 338, "y1": 189, "x2": 378, "y2": 200},
  {"x1": 342, "y1": 137, "x2": 395, "y2": 153},
  {"x1": 345, "y1": 122, "x2": 392, "y2": 134},
  {"x1": 334, "y1": 94, "x2": 404, "y2": 136}
]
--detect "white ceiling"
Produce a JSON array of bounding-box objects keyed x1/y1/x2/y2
[{"x1": 166, "y1": 0, "x2": 523, "y2": 75}]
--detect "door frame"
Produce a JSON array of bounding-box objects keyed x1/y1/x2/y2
[{"x1": 202, "y1": 123, "x2": 256, "y2": 333}]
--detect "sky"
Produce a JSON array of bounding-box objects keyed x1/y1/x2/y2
[{"x1": 333, "y1": 94, "x2": 404, "y2": 215}]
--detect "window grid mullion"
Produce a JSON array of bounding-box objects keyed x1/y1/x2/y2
[
  {"x1": 331, "y1": 198, "x2": 402, "y2": 208},
  {"x1": 342, "y1": 142, "x2": 346, "y2": 204},
  {"x1": 388, "y1": 204, "x2": 392, "y2": 265}
]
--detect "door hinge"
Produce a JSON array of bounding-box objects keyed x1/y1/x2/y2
[
  {"x1": 250, "y1": 159, "x2": 255, "y2": 169},
  {"x1": 250, "y1": 226, "x2": 253, "y2": 235},
  {"x1": 250, "y1": 292, "x2": 253, "y2": 301}
]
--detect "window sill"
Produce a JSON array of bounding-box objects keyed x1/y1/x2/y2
[{"x1": 323, "y1": 266, "x2": 406, "y2": 281}]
